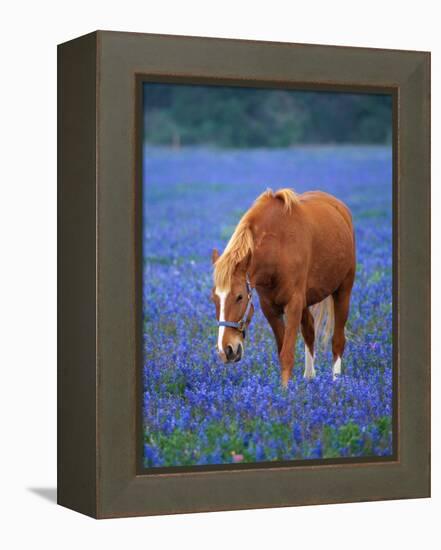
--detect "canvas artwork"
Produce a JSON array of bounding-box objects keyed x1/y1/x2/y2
[{"x1": 141, "y1": 82, "x2": 394, "y2": 469}]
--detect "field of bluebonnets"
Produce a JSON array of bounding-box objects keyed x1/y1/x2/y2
[{"x1": 142, "y1": 145, "x2": 393, "y2": 468}]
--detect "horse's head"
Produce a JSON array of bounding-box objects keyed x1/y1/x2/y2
[{"x1": 211, "y1": 248, "x2": 255, "y2": 363}]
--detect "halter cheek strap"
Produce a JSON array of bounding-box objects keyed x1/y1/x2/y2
[{"x1": 217, "y1": 275, "x2": 254, "y2": 335}]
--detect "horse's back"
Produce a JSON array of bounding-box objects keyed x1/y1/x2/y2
[
  {"x1": 250, "y1": 189, "x2": 354, "y2": 261},
  {"x1": 300, "y1": 191, "x2": 354, "y2": 246},
  {"x1": 249, "y1": 188, "x2": 355, "y2": 306},
  {"x1": 298, "y1": 191, "x2": 355, "y2": 301},
  {"x1": 300, "y1": 191, "x2": 353, "y2": 227}
]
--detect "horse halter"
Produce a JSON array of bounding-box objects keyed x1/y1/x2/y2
[{"x1": 217, "y1": 274, "x2": 254, "y2": 337}]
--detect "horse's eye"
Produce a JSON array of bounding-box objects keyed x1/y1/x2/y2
[{"x1": 236, "y1": 294, "x2": 243, "y2": 303}]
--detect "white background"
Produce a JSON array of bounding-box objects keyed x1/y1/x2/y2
[{"x1": 0, "y1": 1, "x2": 438, "y2": 548}]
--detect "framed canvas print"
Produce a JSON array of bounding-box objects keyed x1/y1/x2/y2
[{"x1": 58, "y1": 31, "x2": 430, "y2": 518}]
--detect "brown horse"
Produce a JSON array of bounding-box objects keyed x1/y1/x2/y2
[{"x1": 211, "y1": 188, "x2": 355, "y2": 386}]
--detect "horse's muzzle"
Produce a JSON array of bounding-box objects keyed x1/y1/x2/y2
[{"x1": 225, "y1": 343, "x2": 243, "y2": 363}]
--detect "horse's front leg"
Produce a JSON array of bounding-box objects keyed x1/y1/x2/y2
[
  {"x1": 280, "y1": 294, "x2": 303, "y2": 387},
  {"x1": 260, "y1": 297, "x2": 285, "y2": 354}
]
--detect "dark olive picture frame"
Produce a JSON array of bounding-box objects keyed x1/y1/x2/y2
[{"x1": 58, "y1": 30, "x2": 430, "y2": 519}]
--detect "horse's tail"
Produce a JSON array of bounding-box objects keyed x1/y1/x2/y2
[{"x1": 309, "y1": 296, "x2": 334, "y2": 349}]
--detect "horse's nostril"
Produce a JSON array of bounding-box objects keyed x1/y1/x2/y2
[
  {"x1": 236, "y1": 344, "x2": 243, "y2": 361},
  {"x1": 225, "y1": 345, "x2": 234, "y2": 361}
]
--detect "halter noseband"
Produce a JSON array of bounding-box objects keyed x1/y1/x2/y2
[{"x1": 217, "y1": 274, "x2": 254, "y2": 336}]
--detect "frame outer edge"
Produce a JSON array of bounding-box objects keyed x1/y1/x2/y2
[
  {"x1": 398, "y1": 50, "x2": 431, "y2": 497},
  {"x1": 57, "y1": 31, "x2": 99, "y2": 518},
  {"x1": 92, "y1": 31, "x2": 431, "y2": 518}
]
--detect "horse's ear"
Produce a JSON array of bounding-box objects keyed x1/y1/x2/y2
[
  {"x1": 211, "y1": 248, "x2": 220, "y2": 265},
  {"x1": 236, "y1": 251, "x2": 251, "y2": 274}
]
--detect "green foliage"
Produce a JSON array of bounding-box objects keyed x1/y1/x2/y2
[
  {"x1": 322, "y1": 417, "x2": 392, "y2": 458},
  {"x1": 144, "y1": 83, "x2": 392, "y2": 148},
  {"x1": 145, "y1": 416, "x2": 393, "y2": 466}
]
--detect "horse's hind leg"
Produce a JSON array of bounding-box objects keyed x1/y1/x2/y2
[
  {"x1": 331, "y1": 272, "x2": 354, "y2": 379},
  {"x1": 301, "y1": 308, "x2": 315, "y2": 379}
]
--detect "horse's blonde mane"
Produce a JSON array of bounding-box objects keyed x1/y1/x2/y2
[
  {"x1": 273, "y1": 188, "x2": 300, "y2": 213},
  {"x1": 214, "y1": 188, "x2": 299, "y2": 291},
  {"x1": 214, "y1": 219, "x2": 254, "y2": 291}
]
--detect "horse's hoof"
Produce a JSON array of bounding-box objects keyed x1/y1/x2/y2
[{"x1": 332, "y1": 357, "x2": 342, "y2": 379}]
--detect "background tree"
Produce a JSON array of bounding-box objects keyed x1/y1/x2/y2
[{"x1": 144, "y1": 83, "x2": 392, "y2": 148}]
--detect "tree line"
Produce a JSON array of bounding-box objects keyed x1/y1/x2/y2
[{"x1": 143, "y1": 83, "x2": 392, "y2": 148}]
